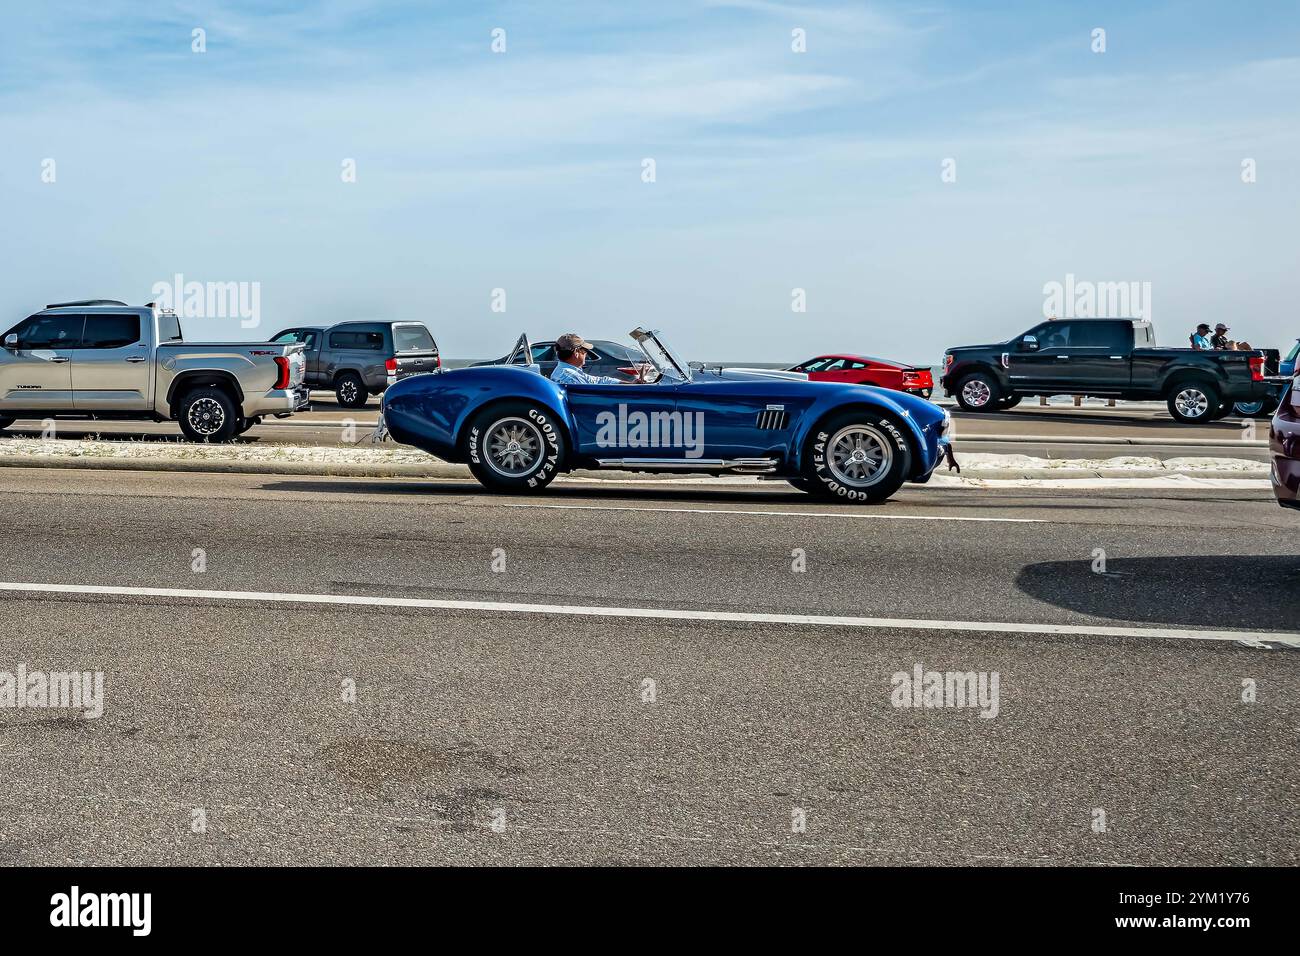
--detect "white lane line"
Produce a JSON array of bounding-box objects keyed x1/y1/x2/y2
[
  {"x1": 1, "y1": 581, "x2": 1294, "y2": 645},
  {"x1": 496, "y1": 503, "x2": 1043, "y2": 523}
]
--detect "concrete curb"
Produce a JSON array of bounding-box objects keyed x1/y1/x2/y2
[
  {"x1": 0, "y1": 454, "x2": 1267, "y2": 484},
  {"x1": 959, "y1": 434, "x2": 1268, "y2": 447}
]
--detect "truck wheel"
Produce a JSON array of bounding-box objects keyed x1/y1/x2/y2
[
  {"x1": 800, "y1": 411, "x2": 912, "y2": 504},
  {"x1": 1166, "y1": 381, "x2": 1221, "y2": 424},
  {"x1": 335, "y1": 372, "x2": 367, "y2": 409},
  {"x1": 955, "y1": 373, "x2": 1000, "y2": 412},
  {"x1": 465, "y1": 401, "x2": 567, "y2": 493},
  {"x1": 177, "y1": 387, "x2": 239, "y2": 443}
]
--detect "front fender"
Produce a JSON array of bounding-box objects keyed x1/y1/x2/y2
[
  {"x1": 381, "y1": 367, "x2": 571, "y2": 462},
  {"x1": 789, "y1": 385, "x2": 946, "y2": 478}
]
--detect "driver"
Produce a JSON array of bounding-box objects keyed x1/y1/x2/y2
[{"x1": 550, "y1": 333, "x2": 640, "y2": 385}]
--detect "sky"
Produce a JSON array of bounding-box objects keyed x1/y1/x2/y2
[{"x1": 1, "y1": 0, "x2": 1297, "y2": 363}]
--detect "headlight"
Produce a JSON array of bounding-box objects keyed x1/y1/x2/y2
[{"x1": 939, "y1": 410, "x2": 954, "y2": 440}]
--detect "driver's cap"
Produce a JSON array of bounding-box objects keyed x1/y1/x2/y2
[{"x1": 556, "y1": 333, "x2": 595, "y2": 351}]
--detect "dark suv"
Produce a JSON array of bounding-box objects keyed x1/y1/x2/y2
[{"x1": 272, "y1": 321, "x2": 439, "y2": 408}]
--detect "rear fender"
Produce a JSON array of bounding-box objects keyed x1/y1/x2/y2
[{"x1": 382, "y1": 366, "x2": 572, "y2": 463}]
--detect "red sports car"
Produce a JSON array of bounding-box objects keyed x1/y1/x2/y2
[
  {"x1": 788, "y1": 354, "x2": 934, "y2": 398},
  {"x1": 1271, "y1": 376, "x2": 1299, "y2": 510}
]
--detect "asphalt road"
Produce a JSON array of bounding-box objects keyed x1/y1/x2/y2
[
  {"x1": 0, "y1": 467, "x2": 1296, "y2": 865},
  {"x1": 0, "y1": 393, "x2": 1274, "y2": 462}
]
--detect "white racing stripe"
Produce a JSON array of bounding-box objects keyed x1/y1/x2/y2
[
  {"x1": 0, "y1": 581, "x2": 1294, "y2": 645},
  {"x1": 497, "y1": 502, "x2": 1044, "y2": 523}
]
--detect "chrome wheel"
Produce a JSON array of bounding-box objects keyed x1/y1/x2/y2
[
  {"x1": 826, "y1": 424, "x2": 893, "y2": 488},
  {"x1": 485, "y1": 417, "x2": 543, "y2": 477},
  {"x1": 1175, "y1": 387, "x2": 1209, "y2": 419},
  {"x1": 961, "y1": 378, "x2": 992, "y2": 408},
  {"x1": 187, "y1": 397, "x2": 226, "y2": 436},
  {"x1": 339, "y1": 380, "x2": 359, "y2": 404},
  {"x1": 1234, "y1": 400, "x2": 1264, "y2": 416}
]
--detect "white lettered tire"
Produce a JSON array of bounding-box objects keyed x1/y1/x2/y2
[
  {"x1": 801, "y1": 412, "x2": 912, "y2": 504},
  {"x1": 465, "y1": 401, "x2": 566, "y2": 493}
]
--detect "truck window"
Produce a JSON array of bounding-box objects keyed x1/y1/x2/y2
[
  {"x1": 81, "y1": 314, "x2": 141, "y2": 349},
  {"x1": 329, "y1": 330, "x2": 383, "y2": 350},
  {"x1": 1071, "y1": 322, "x2": 1130, "y2": 350},
  {"x1": 393, "y1": 325, "x2": 435, "y2": 352},
  {"x1": 1036, "y1": 322, "x2": 1073, "y2": 349},
  {"x1": 157, "y1": 312, "x2": 183, "y2": 342},
  {"x1": 15, "y1": 313, "x2": 84, "y2": 349}
]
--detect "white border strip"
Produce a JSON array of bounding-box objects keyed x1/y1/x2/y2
[
  {"x1": 0, "y1": 581, "x2": 1294, "y2": 645},
  {"x1": 497, "y1": 503, "x2": 1043, "y2": 523}
]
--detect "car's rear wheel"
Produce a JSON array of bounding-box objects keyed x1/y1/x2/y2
[
  {"x1": 177, "y1": 387, "x2": 239, "y2": 443},
  {"x1": 955, "y1": 372, "x2": 1000, "y2": 412},
  {"x1": 335, "y1": 372, "x2": 367, "y2": 409},
  {"x1": 465, "y1": 401, "x2": 566, "y2": 493},
  {"x1": 1167, "y1": 381, "x2": 1220, "y2": 424},
  {"x1": 801, "y1": 412, "x2": 912, "y2": 504}
]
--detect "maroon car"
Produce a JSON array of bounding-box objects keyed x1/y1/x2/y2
[{"x1": 1271, "y1": 377, "x2": 1299, "y2": 510}]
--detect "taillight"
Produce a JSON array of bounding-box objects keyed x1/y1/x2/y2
[
  {"x1": 1249, "y1": 356, "x2": 1264, "y2": 381},
  {"x1": 273, "y1": 356, "x2": 290, "y2": 390},
  {"x1": 435, "y1": 353, "x2": 441, "y2": 369},
  {"x1": 385, "y1": 358, "x2": 398, "y2": 374}
]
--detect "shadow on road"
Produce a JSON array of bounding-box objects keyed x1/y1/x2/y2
[
  {"x1": 1016, "y1": 555, "x2": 1300, "y2": 631},
  {"x1": 259, "y1": 478, "x2": 844, "y2": 507}
]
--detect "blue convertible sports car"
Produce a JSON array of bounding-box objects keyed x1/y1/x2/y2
[{"x1": 378, "y1": 329, "x2": 955, "y2": 504}]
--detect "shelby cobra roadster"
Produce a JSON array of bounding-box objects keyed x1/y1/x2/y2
[{"x1": 377, "y1": 329, "x2": 955, "y2": 503}]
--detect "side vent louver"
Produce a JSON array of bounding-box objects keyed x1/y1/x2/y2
[{"x1": 756, "y1": 407, "x2": 789, "y2": 430}]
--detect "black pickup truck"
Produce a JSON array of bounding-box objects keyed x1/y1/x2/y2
[{"x1": 940, "y1": 318, "x2": 1280, "y2": 423}]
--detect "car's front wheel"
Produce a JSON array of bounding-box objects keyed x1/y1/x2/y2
[
  {"x1": 465, "y1": 401, "x2": 567, "y2": 493},
  {"x1": 1234, "y1": 398, "x2": 1279, "y2": 418},
  {"x1": 801, "y1": 412, "x2": 912, "y2": 504},
  {"x1": 955, "y1": 372, "x2": 1000, "y2": 412}
]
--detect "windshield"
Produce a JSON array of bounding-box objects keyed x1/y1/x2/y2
[{"x1": 630, "y1": 327, "x2": 690, "y2": 382}]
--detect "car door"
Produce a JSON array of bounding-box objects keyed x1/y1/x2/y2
[
  {"x1": 0, "y1": 312, "x2": 80, "y2": 410},
  {"x1": 563, "y1": 382, "x2": 686, "y2": 461},
  {"x1": 1065, "y1": 320, "x2": 1132, "y2": 392},
  {"x1": 673, "y1": 380, "x2": 813, "y2": 461},
  {"x1": 1007, "y1": 322, "x2": 1078, "y2": 391},
  {"x1": 70, "y1": 312, "x2": 150, "y2": 411}
]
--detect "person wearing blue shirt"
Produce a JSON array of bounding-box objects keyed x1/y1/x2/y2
[
  {"x1": 550, "y1": 333, "x2": 636, "y2": 385},
  {"x1": 1190, "y1": 324, "x2": 1213, "y2": 350}
]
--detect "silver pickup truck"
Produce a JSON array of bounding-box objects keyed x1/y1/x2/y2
[{"x1": 0, "y1": 300, "x2": 309, "y2": 442}]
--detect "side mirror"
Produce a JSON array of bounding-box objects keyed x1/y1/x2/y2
[
  {"x1": 3, "y1": 334, "x2": 17, "y2": 350},
  {"x1": 1019, "y1": 335, "x2": 1039, "y2": 352}
]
